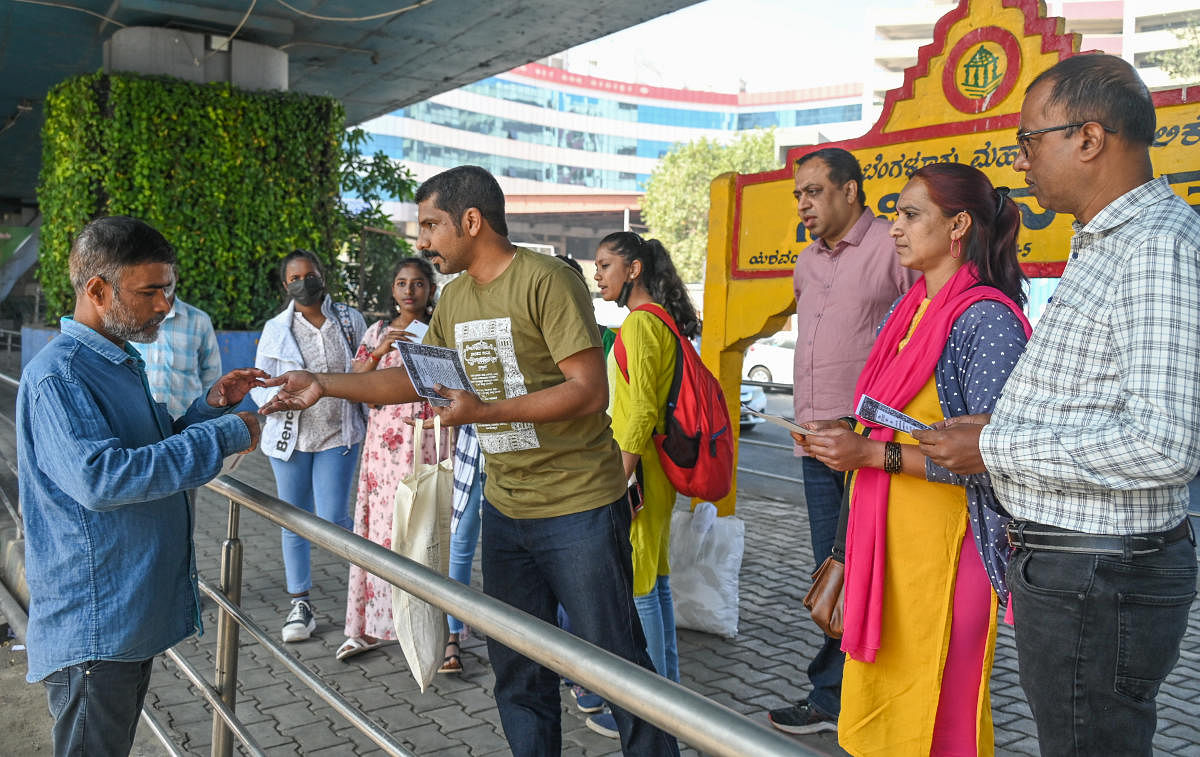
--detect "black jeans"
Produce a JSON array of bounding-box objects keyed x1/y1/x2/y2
[
  {"x1": 1008, "y1": 531, "x2": 1196, "y2": 756},
  {"x1": 44, "y1": 658, "x2": 154, "y2": 757}
]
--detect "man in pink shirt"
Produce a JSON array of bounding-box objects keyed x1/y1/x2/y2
[{"x1": 768, "y1": 148, "x2": 916, "y2": 735}]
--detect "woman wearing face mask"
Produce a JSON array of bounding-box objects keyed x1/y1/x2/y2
[
  {"x1": 251, "y1": 249, "x2": 367, "y2": 643},
  {"x1": 337, "y1": 257, "x2": 452, "y2": 661}
]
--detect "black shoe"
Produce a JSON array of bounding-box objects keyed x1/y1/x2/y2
[{"x1": 768, "y1": 701, "x2": 837, "y2": 735}]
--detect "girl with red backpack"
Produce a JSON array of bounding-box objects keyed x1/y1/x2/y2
[{"x1": 592, "y1": 231, "x2": 702, "y2": 703}]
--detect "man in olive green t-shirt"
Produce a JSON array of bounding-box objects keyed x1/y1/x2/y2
[{"x1": 259, "y1": 165, "x2": 679, "y2": 757}]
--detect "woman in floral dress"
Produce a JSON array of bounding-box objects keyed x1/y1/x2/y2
[{"x1": 337, "y1": 257, "x2": 447, "y2": 660}]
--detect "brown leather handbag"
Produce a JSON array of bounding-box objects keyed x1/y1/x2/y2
[
  {"x1": 803, "y1": 556, "x2": 844, "y2": 638},
  {"x1": 803, "y1": 467, "x2": 852, "y2": 639}
]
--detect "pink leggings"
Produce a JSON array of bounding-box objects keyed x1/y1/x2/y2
[{"x1": 930, "y1": 530, "x2": 992, "y2": 755}]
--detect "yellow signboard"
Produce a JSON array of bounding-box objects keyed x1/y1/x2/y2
[{"x1": 703, "y1": 0, "x2": 1200, "y2": 513}]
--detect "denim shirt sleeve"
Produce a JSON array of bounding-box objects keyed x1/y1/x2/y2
[
  {"x1": 173, "y1": 390, "x2": 240, "y2": 434},
  {"x1": 27, "y1": 374, "x2": 250, "y2": 510}
]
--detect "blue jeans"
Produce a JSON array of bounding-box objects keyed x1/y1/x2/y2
[
  {"x1": 269, "y1": 445, "x2": 360, "y2": 594},
  {"x1": 447, "y1": 471, "x2": 483, "y2": 634},
  {"x1": 44, "y1": 658, "x2": 154, "y2": 757},
  {"x1": 799, "y1": 456, "x2": 845, "y2": 717},
  {"x1": 1008, "y1": 527, "x2": 1197, "y2": 756},
  {"x1": 481, "y1": 496, "x2": 680, "y2": 757},
  {"x1": 633, "y1": 575, "x2": 680, "y2": 682}
]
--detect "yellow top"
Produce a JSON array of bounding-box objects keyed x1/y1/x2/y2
[
  {"x1": 839, "y1": 300, "x2": 997, "y2": 756},
  {"x1": 607, "y1": 309, "x2": 678, "y2": 596}
]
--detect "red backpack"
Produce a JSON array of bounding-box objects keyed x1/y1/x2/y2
[{"x1": 613, "y1": 303, "x2": 734, "y2": 501}]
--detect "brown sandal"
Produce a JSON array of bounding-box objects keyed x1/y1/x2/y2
[{"x1": 438, "y1": 638, "x2": 463, "y2": 674}]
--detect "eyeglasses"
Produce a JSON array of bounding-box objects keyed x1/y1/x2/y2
[{"x1": 1015, "y1": 121, "x2": 1117, "y2": 159}]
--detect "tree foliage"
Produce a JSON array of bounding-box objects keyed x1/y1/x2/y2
[
  {"x1": 1151, "y1": 23, "x2": 1200, "y2": 82},
  {"x1": 641, "y1": 129, "x2": 779, "y2": 281},
  {"x1": 338, "y1": 128, "x2": 418, "y2": 317}
]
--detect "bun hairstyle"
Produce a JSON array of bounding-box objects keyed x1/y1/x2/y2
[
  {"x1": 598, "y1": 231, "x2": 701, "y2": 339},
  {"x1": 909, "y1": 163, "x2": 1027, "y2": 306}
]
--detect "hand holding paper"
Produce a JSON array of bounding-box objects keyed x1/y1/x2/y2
[
  {"x1": 396, "y1": 342, "x2": 476, "y2": 407},
  {"x1": 856, "y1": 394, "x2": 932, "y2": 434},
  {"x1": 913, "y1": 415, "x2": 990, "y2": 475}
]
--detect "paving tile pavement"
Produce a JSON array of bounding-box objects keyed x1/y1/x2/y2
[
  {"x1": 126, "y1": 447, "x2": 1196, "y2": 756},
  {"x1": 0, "y1": 347, "x2": 1194, "y2": 757}
]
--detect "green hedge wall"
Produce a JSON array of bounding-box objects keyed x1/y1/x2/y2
[{"x1": 38, "y1": 72, "x2": 345, "y2": 329}]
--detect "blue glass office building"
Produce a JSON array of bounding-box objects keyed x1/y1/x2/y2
[{"x1": 361, "y1": 62, "x2": 866, "y2": 197}]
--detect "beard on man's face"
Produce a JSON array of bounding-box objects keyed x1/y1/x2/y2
[{"x1": 102, "y1": 293, "x2": 165, "y2": 343}]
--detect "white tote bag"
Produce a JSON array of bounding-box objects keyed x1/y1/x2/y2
[
  {"x1": 390, "y1": 416, "x2": 454, "y2": 691},
  {"x1": 669, "y1": 500, "x2": 745, "y2": 638}
]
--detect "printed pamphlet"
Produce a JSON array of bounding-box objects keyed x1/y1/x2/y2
[
  {"x1": 855, "y1": 394, "x2": 932, "y2": 434},
  {"x1": 396, "y1": 342, "x2": 475, "y2": 407}
]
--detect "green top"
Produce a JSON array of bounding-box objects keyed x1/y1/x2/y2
[
  {"x1": 608, "y1": 309, "x2": 679, "y2": 594},
  {"x1": 428, "y1": 248, "x2": 626, "y2": 518}
]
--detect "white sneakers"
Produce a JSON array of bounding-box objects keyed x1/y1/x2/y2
[{"x1": 281, "y1": 599, "x2": 316, "y2": 642}]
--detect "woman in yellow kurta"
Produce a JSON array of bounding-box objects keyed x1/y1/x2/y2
[
  {"x1": 798, "y1": 163, "x2": 1031, "y2": 755},
  {"x1": 593, "y1": 230, "x2": 702, "y2": 687}
]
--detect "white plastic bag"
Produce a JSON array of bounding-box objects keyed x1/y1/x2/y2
[
  {"x1": 669, "y1": 501, "x2": 744, "y2": 638},
  {"x1": 390, "y1": 416, "x2": 453, "y2": 691}
]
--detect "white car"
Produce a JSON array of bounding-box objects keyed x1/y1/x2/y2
[
  {"x1": 739, "y1": 384, "x2": 767, "y2": 433},
  {"x1": 742, "y1": 331, "x2": 795, "y2": 389}
]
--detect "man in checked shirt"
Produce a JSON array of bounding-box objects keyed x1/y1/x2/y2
[{"x1": 915, "y1": 54, "x2": 1199, "y2": 755}]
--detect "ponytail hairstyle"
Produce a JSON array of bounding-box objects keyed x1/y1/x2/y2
[
  {"x1": 598, "y1": 231, "x2": 701, "y2": 339},
  {"x1": 909, "y1": 162, "x2": 1027, "y2": 307},
  {"x1": 392, "y1": 256, "x2": 438, "y2": 319}
]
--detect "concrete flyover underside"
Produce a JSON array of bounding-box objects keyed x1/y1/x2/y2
[{"x1": 0, "y1": 0, "x2": 701, "y2": 206}]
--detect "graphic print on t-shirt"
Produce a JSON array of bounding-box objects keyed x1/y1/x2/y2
[{"x1": 455, "y1": 317, "x2": 541, "y2": 453}]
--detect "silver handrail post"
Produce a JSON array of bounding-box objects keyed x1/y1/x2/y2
[{"x1": 210, "y1": 499, "x2": 244, "y2": 757}]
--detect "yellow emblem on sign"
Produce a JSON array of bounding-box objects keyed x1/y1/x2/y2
[
  {"x1": 697, "y1": 0, "x2": 1200, "y2": 514},
  {"x1": 960, "y1": 44, "x2": 1003, "y2": 97}
]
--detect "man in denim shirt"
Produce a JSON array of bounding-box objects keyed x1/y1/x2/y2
[{"x1": 17, "y1": 216, "x2": 265, "y2": 757}]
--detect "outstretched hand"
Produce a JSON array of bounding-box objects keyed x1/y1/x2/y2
[
  {"x1": 206, "y1": 368, "x2": 270, "y2": 408},
  {"x1": 257, "y1": 370, "x2": 323, "y2": 415}
]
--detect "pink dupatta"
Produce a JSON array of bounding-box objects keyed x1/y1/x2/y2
[{"x1": 840, "y1": 263, "x2": 1031, "y2": 663}]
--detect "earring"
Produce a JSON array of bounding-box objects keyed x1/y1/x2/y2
[{"x1": 950, "y1": 238, "x2": 962, "y2": 259}]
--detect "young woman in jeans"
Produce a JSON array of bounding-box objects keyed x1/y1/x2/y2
[
  {"x1": 252, "y1": 249, "x2": 366, "y2": 642},
  {"x1": 591, "y1": 232, "x2": 698, "y2": 702}
]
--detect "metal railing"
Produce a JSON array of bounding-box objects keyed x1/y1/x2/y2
[
  {"x1": 0, "y1": 329, "x2": 19, "y2": 352},
  {"x1": 193, "y1": 474, "x2": 823, "y2": 757},
  {"x1": 0, "y1": 363, "x2": 819, "y2": 754},
  {"x1": 738, "y1": 378, "x2": 792, "y2": 392}
]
